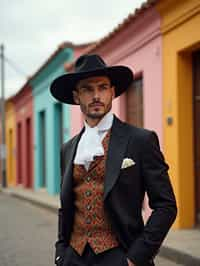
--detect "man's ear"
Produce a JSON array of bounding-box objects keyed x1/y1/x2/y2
[{"x1": 73, "y1": 90, "x2": 80, "y2": 104}]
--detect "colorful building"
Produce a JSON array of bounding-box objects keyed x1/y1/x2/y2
[
  {"x1": 2, "y1": 0, "x2": 199, "y2": 231},
  {"x1": 30, "y1": 44, "x2": 72, "y2": 195},
  {"x1": 65, "y1": 0, "x2": 200, "y2": 229},
  {"x1": 30, "y1": 42, "x2": 92, "y2": 195},
  {"x1": 13, "y1": 83, "x2": 34, "y2": 188},
  {"x1": 68, "y1": 2, "x2": 163, "y2": 142},
  {"x1": 5, "y1": 97, "x2": 16, "y2": 186},
  {"x1": 157, "y1": 0, "x2": 200, "y2": 229}
]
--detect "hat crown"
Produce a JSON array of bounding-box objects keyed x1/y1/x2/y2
[{"x1": 75, "y1": 54, "x2": 107, "y2": 73}]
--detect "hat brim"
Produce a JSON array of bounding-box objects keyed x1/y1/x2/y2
[{"x1": 50, "y1": 66, "x2": 134, "y2": 104}]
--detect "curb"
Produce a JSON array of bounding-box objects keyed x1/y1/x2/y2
[
  {"x1": 159, "y1": 246, "x2": 200, "y2": 266},
  {"x1": 0, "y1": 188, "x2": 58, "y2": 214}
]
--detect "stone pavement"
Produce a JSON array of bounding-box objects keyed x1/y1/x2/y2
[
  {"x1": 0, "y1": 185, "x2": 199, "y2": 266},
  {"x1": 0, "y1": 192, "x2": 182, "y2": 266}
]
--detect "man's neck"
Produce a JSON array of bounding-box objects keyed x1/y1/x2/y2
[{"x1": 85, "y1": 117, "x2": 101, "y2": 127}]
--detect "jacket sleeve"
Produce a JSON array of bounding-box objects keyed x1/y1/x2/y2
[
  {"x1": 126, "y1": 130, "x2": 177, "y2": 266},
  {"x1": 54, "y1": 144, "x2": 68, "y2": 265}
]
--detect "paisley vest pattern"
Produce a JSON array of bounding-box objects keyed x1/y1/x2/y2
[{"x1": 69, "y1": 130, "x2": 119, "y2": 255}]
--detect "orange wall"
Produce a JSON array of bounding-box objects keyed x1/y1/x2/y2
[{"x1": 157, "y1": 0, "x2": 200, "y2": 228}]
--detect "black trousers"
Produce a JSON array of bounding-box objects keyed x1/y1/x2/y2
[
  {"x1": 62, "y1": 243, "x2": 129, "y2": 266},
  {"x1": 62, "y1": 243, "x2": 155, "y2": 266}
]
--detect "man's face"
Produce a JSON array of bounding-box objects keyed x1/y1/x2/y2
[{"x1": 73, "y1": 76, "x2": 115, "y2": 120}]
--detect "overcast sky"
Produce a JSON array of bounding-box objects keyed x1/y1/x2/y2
[{"x1": 1, "y1": 0, "x2": 144, "y2": 98}]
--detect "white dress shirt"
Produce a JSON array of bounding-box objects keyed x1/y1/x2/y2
[{"x1": 74, "y1": 110, "x2": 114, "y2": 170}]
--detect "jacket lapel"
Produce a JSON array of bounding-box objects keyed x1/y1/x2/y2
[{"x1": 103, "y1": 116, "x2": 131, "y2": 200}]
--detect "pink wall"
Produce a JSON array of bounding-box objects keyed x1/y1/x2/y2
[
  {"x1": 70, "y1": 105, "x2": 83, "y2": 137},
  {"x1": 96, "y1": 7, "x2": 163, "y2": 146}
]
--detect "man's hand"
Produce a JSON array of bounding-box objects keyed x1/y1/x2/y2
[{"x1": 127, "y1": 258, "x2": 136, "y2": 266}]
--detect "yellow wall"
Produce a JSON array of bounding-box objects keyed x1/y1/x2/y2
[
  {"x1": 5, "y1": 100, "x2": 16, "y2": 186},
  {"x1": 157, "y1": 0, "x2": 200, "y2": 228}
]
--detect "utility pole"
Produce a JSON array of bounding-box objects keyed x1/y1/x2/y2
[{"x1": 0, "y1": 44, "x2": 7, "y2": 187}]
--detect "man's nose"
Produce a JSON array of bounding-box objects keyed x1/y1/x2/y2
[{"x1": 93, "y1": 89, "x2": 100, "y2": 99}]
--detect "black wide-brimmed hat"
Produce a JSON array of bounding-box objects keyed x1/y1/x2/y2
[{"x1": 50, "y1": 54, "x2": 134, "y2": 104}]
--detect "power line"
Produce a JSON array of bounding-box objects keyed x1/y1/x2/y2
[{"x1": 4, "y1": 56, "x2": 28, "y2": 78}]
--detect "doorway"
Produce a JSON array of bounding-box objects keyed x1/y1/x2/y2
[
  {"x1": 54, "y1": 103, "x2": 63, "y2": 193},
  {"x1": 39, "y1": 110, "x2": 46, "y2": 188},
  {"x1": 126, "y1": 77, "x2": 143, "y2": 127},
  {"x1": 26, "y1": 117, "x2": 32, "y2": 188},
  {"x1": 54, "y1": 103, "x2": 63, "y2": 147},
  {"x1": 8, "y1": 128, "x2": 14, "y2": 185},
  {"x1": 17, "y1": 122, "x2": 22, "y2": 184},
  {"x1": 193, "y1": 51, "x2": 200, "y2": 225}
]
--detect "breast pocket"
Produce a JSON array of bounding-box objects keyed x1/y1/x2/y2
[
  {"x1": 119, "y1": 163, "x2": 139, "y2": 186},
  {"x1": 120, "y1": 163, "x2": 137, "y2": 174}
]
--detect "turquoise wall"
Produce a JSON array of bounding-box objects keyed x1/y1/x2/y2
[{"x1": 31, "y1": 48, "x2": 73, "y2": 195}]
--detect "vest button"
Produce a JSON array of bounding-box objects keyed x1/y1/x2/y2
[
  {"x1": 86, "y1": 176, "x2": 91, "y2": 182},
  {"x1": 86, "y1": 204, "x2": 92, "y2": 210},
  {"x1": 86, "y1": 190, "x2": 92, "y2": 197},
  {"x1": 86, "y1": 217, "x2": 91, "y2": 224},
  {"x1": 87, "y1": 231, "x2": 92, "y2": 237}
]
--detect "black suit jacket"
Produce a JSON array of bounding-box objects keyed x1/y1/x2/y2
[{"x1": 55, "y1": 115, "x2": 177, "y2": 266}]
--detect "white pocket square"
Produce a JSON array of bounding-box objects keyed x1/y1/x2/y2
[{"x1": 121, "y1": 158, "x2": 136, "y2": 169}]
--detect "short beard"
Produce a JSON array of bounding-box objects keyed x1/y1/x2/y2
[
  {"x1": 80, "y1": 102, "x2": 112, "y2": 120},
  {"x1": 87, "y1": 112, "x2": 105, "y2": 119}
]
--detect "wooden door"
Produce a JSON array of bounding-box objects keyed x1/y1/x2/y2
[
  {"x1": 193, "y1": 51, "x2": 200, "y2": 225},
  {"x1": 26, "y1": 117, "x2": 31, "y2": 188},
  {"x1": 17, "y1": 122, "x2": 22, "y2": 184},
  {"x1": 39, "y1": 110, "x2": 46, "y2": 188},
  {"x1": 9, "y1": 129, "x2": 13, "y2": 185},
  {"x1": 126, "y1": 77, "x2": 143, "y2": 127}
]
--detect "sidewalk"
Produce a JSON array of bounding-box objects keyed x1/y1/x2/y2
[{"x1": 1, "y1": 186, "x2": 199, "y2": 266}]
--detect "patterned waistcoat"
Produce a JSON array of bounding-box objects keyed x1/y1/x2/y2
[{"x1": 69, "y1": 130, "x2": 119, "y2": 255}]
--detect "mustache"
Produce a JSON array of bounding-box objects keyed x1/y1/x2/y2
[{"x1": 89, "y1": 101, "x2": 104, "y2": 107}]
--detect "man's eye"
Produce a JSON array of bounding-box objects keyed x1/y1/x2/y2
[
  {"x1": 100, "y1": 85, "x2": 109, "y2": 90},
  {"x1": 81, "y1": 87, "x2": 92, "y2": 92}
]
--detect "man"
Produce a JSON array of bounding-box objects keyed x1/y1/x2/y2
[{"x1": 50, "y1": 54, "x2": 177, "y2": 266}]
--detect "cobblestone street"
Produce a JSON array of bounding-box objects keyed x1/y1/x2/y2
[{"x1": 0, "y1": 192, "x2": 183, "y2": 266}]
